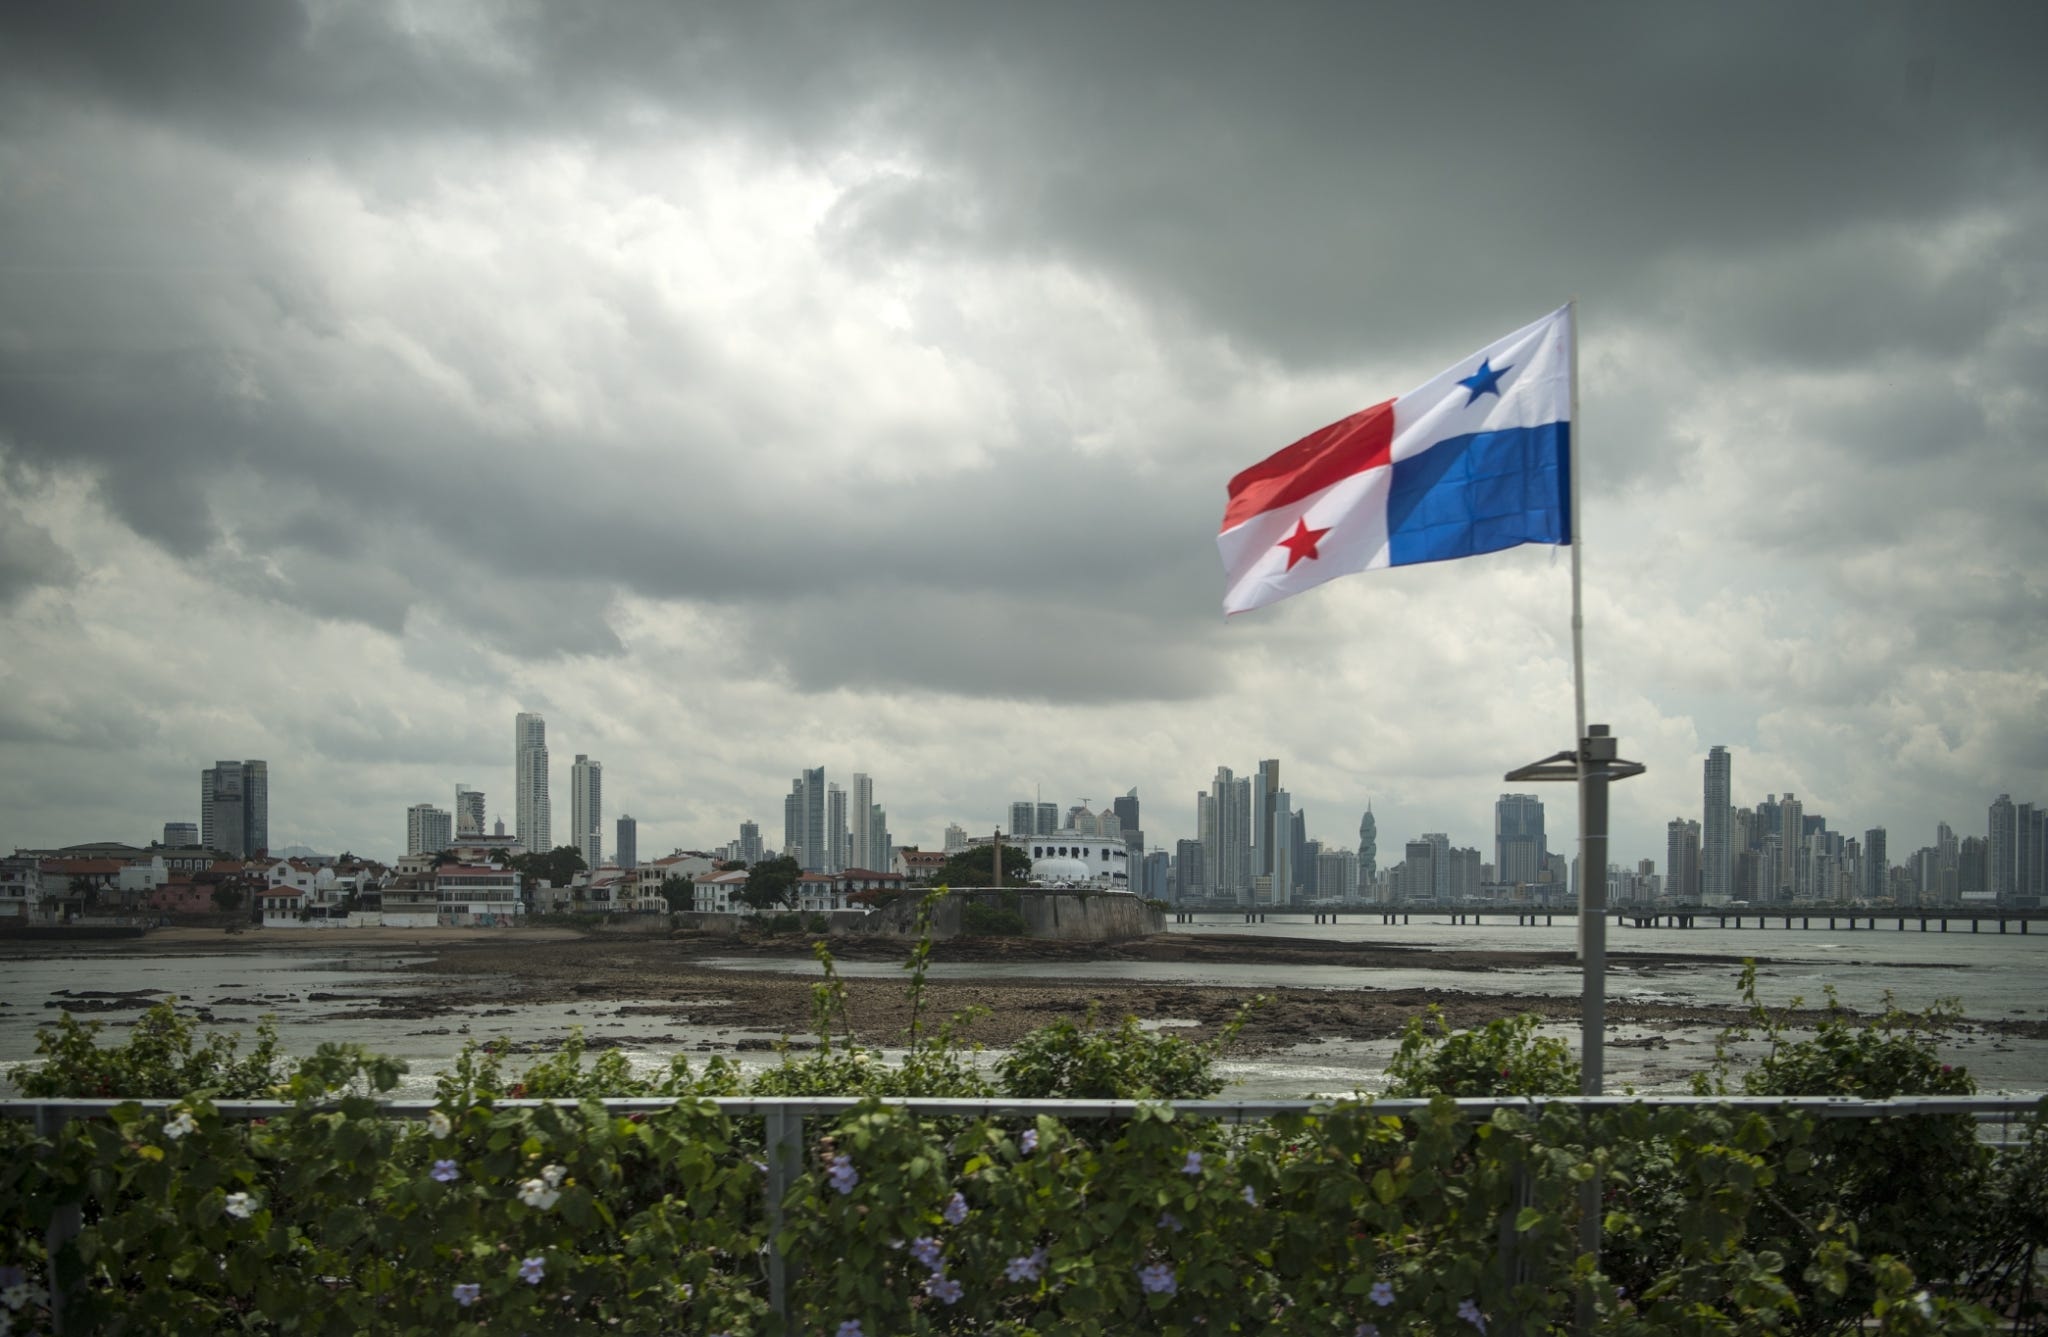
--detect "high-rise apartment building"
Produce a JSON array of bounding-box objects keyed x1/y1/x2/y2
[
  {"x1": 1863, "y1": 828, "x2": 1887, "y2": 901},
  {"x1": 1113, "y1": 789, "x2": 1144, "y2": 867},
  {"x1": 1007, "y1": 802, "x2": 1037, "y2": 838},
  {"x1": 1267, "y1": 789, "x2": 1292, "y2": 904},
  {"x1": 616, "y1": 815, "x2": 638, "y2": 870},
  {"x1": 1494, "y1": 794, "x2": 1547, "y2": 887},
  {"x1": 1316, "y1": 848, "x2": 1360, "y2": 904},
  {"x1": 514, "y1": 713, "x2": 550, "y2": 855},
  {"x1": 827, "y1": 782, "x2": 848, "y2": 873},
  {"x1": 784, "y1": 767, "x2": 830, "y2": 872},
  {"x1": 407, "y1": 803, "x2": 453, "y2": 856},
  {"x1": 163, "y1": 822, "x2": 198, "y2": 848},
  {"x1": 1201, "y1": 767, "x2": 1253, "y2": 901},
  {"x1": 1702, "y1": 746, "x2": 1732, "y2": 904},
  {"x1": 200, "y1": 760, "x2": 268, "y2": 858},
  {"x1": 1666, "y1": 817, "x2": 1701, "y2": 902},
  {"x1": 942, "y1": 823, "x2": 969, "y2": 853},
  {"x1": 738, "y1": 820, "x2": 765, "y2": 864},
  {"x1": 851, "y1": 776, "x2": 891, "y2": 872},
  {"x1": 2019, "y1": 803, "x2": 2045, "y2": 904},
  {"x1": 1174, "y1": 839, "x2": 1206, "y2": 902},
  {"x1": 455, "y1": 785, "x2": 486, "y2": 838},
  {"x1": 569, "y1": 754, "x2": 602, "y2": 868},
  {"x1": 1988, "y1": 795, "x2": 2016, "y2": 901},
  {"x1": 1289, "y1": 809, "x2": 1308, "y2": 894},
  {"x1": 1776, "y1": 794, "x2": 1804, "y2": 898},
  {"x1": 1254, "y1": 760, "x2": 1281, "y2": 877}
]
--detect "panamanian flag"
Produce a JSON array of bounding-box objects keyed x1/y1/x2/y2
[{"x1": 1219, "y1": 306, "x2": 1573, "y2": 615}]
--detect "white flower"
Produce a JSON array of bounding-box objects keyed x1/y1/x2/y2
[
  {"x1": 0, "y1": 1283, "x2": 26, "y2": 1311},
  {"x1": 540, "y1": 1163, "x2": 567, "y2": 1189},
  {"x1": 517, "y1": 1178, "x2": 562, "y2": 1210},
  {"x1": 426, "y1": 1110, "x2": 452, "y2": 1140},
  {"x1": 162, "y1": 1111, "x2": 198, "y2": 1141},
  {"x1": 223, "y1": 1192, "x2": 258, "y2": 1220}
]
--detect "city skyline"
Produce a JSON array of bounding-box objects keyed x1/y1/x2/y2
[{"x1": 0, "y1": 7, "x2": 2042, "y2": 875}]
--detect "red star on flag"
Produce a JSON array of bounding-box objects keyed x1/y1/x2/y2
[{"x1": 1277, "y1": 517, "x2": 1330, "y2": 571}]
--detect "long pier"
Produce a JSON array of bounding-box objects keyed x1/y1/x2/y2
[{"x1": 1165, "y1": 906, "x2": 2044, "y2": 933}]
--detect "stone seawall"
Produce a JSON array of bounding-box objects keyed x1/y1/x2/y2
[{"x1": 858, "y1": 889, "x2": 1162, "y2": 942}]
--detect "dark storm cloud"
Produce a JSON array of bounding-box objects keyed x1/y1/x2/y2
[{"x1": 2, "y1": 0, "x2": 2044, "y2": 710}]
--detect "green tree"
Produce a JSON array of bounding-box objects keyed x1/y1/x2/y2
[
  {"x1": 659, "y1": 875, "x2": 694, "y2": 912},
  {"x1": 513, "y1": 844, "x2": 587, "y2": 889},
  {"x1": 210, "y1": 883, "x2": 244, "y2": 914},
  {"x1": 741, "y1": 855, "x2": 802, "y2": 912},
  {"x1": 929, "y1": 842, "x2": 1031, "y2": 887}
]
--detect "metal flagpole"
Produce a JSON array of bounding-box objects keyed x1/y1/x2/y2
[{"x1": 1504, "y1": 302, "x2": 1643, "y2": 1331}]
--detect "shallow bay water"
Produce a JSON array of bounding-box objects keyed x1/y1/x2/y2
[{"x1": 3, "y1": 916, "x2": 2043, "y2": 1100}]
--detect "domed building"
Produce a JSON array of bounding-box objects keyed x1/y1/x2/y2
[{"x1": 1026, "y1": 831, "x2": 1130, "y2": 889}]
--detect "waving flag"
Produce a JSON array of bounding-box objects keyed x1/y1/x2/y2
[{"x1": 1219, "y1": 306, "x2": 1574, "y2": 615}]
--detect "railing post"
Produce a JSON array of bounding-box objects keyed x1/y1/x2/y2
[
  {"x1": 763, "y1": 1105, "x2": 804, "y2": 1332},
  {"x1": 35, "y1": 1104, "x2": 81, "y2": 1336},
  {"x1": 1496, "y1": 1158, "x2": 1534, "y2": 1337}
]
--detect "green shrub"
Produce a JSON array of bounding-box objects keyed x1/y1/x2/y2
[
  {"x1": 804, "y1": 913, "x2": 830, "y2": 935},
  {"x1": 995, "y1": 1000, "x2": 1260, "y2": 1101},
  {"x1": 960, "y1": 900, "x2": 1027, "y2": 935},
  {"x1": 9, "y1": 999, "x2": 284, "y2": 1099},
  {"x1": 1384, "y1": 1005, "x2": 1580, "y2": 1098}
]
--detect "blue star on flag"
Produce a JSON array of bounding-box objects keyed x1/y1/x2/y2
[{"x1": 1458, "y1": 357, "x2": 1511, "y2": 405}]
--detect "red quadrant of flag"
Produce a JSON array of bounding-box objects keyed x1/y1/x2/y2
[{"x1": 1220, "y1": 400, "x2": 1394, "y2": 533}]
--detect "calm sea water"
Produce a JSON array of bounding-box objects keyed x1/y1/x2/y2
[{"x1": 3, "y1": 918, "x2": 2042, "y2": 1100}]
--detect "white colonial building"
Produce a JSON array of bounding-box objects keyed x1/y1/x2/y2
[{"x1": 1024, "y1": 830, "x2": 1131, "y2": 889}]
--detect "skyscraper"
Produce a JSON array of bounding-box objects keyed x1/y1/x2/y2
[
  {"x1": 1494, "y1": 794, "x2": 1547, "y2": 887},
  {"x1": 783, "y1": 767, "x2": 831, "y2": 872},
  {"x1": 1267, "y1": 789, "x2": 1292, "y2": 904},
  {"x1": 1358, "y1": 804, "x2": 1377, "y2": 883},
  {"x1": 1665, "y1": 817, "x2": 1701, "y2": 902},
  {"x1": 200, "y1": 760, "x2": 268, "y2": 858},
  {"x1": 1702, "y1": 746, "x2": 1732, "y2": 904},
  {"x1": 1113, "y1": 789, "x2": 1144, "y2": 868},
  {"x1": 1989, "y1": 794, "x2": 2016, "y2": 901},
  {"x1": 827, "y1": 782, "x2": 848, "y2": 873},
  {"x1": 852, "y1": 774, "x2": 878, "y2": 871},
  {"x1": 1203, "y1": 767, "x2": 1252, "y2": 901},
  {"x1": 163, "y1": 821, "x2": 198, "y2": 848},
  {"x1": 515, "y1": 713, "x2": 550, "y2": 855},
  {"x1": 616, "y1": 815, "x2": 638, "y2": 870},
  {"x1": 738, "y1": 820, "x2": 765, "y2": 864},
  {"x1": 1255, "y1": 760, "x2": 1281, "y2": 877},
  {"x1": 1288, "y1": 808, "x2": 1308, "y2": 894},
  {"x1": 407, "y1": 803, "x2": 453, "y2": 856},
  {"x1": 1864, "y1": 828, "x2": 1888, "y2": 901},
  {"x1": 570, "y1": 754, "x2": 602, "y2": 868},
  {"x1": 1776, "y1": 794, "x2": 1804, "y2": 898},
  {"x1": 455, "y1": 785, "x2": 486, "y2": 838},
  {"x1": 1008, "y1": 801, "x2": 1037, "y2": 838}
]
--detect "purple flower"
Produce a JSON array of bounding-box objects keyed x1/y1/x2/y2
[
  {"x1": 942, "y1": 1191, "x2": 968, "y2": 1225},
  {"x1": 430, "y1": 1159, "x2": 460, "y2": 1183},
  {"x1": 1355, "y1": 1325, "x2": 1381, "y2": 1337},
  {"x1": 452, "y1": 1282, "x2": 481, "y2": 1307},
  {"x1": 827, "y1": 1154, "x2": 858, "y2": 1195},
  {"x1": 909, "y1": 1236, "x2": 944, "y2": 1272},
  {"x1": 1005, "y1": 1248, "x2": 1048, "y2": 1283},
  {"x1": 925, "y1": 1274, "x2": 964, "y2": 1305},
  {"x1": 0, "y1": 1266, "x2": 25, "y2": 1288},
  {"x1": 518, "y1": 1256, "x2": 545, "y2": 1285},
  {"x1": 1181, "y1": 1150, "x2": 1203, "y2": 1176},
  {"x1": 1019, "y1": 1128, "x2": 1039, "y2": 1154},
  {"x1": 1242, "y1": 1185, "x2": 1259, "y2": 1207},
  {"x1": 836, "y1": 1322, "x2": 864, "y2": 1337},
  {"x1": 1138, "y1": 1262, "x2": 1177, "y2": 1296},
  {"x1": 1157, "y1": 1210, "x2": 1183, "y2": 1232},
  {"x1": 1370, "y1": 1280, "x2": 1395, "y2": 1308},
  {"x1": 1458, "y1": 1297, "x2": 1487, "y2": 1331}
]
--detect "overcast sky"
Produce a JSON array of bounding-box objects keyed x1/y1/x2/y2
[{"x1": 2, "y1": 1, "x2": 2043, "y2": 872}]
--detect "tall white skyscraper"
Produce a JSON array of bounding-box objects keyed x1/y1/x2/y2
[
  {"x1": 852, "y1": 773, "x2": 877, "y2": 871},
  {"x1": 1201, "y1": 767, "x2": 1252, "y2": 902},
  {"x1": 785, "y1": 768, "x2": 837, "y2": 872},
  {"x1": 1777, "y1": 793, "x2": 1804, "y2": 898},
  {"x1": 1702, "y1": 746, "x2": 1732, "y2": 904},
  {"x1": 515, "y1": 713, "x2": 550, "y2": 855},
  {"x1": 455, "y1": 785, "x2": 486, "y2": 838},
  {"x1": 827, "y1": 782, "x2": 848, "y2": 874},
  {"x1": 1268, "y1": 789, "x2": 1292, "y2": 904},
  {"x1": 407, "y1": 803, "x2": 453, "y2": 856},
  {"x1": 570, "y1": 754, "x2": 602, "y2": 868},
  {"x1": 944, "y1": 823, "x2": 970, "y2": 853},
  {"x1": 1254, "y1": 759, "x2": 1281, "y2": 877}
]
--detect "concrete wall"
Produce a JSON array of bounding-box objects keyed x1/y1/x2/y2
[{"x1": 860, "y1": 889, "x2": 1162, "y2": 942}]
